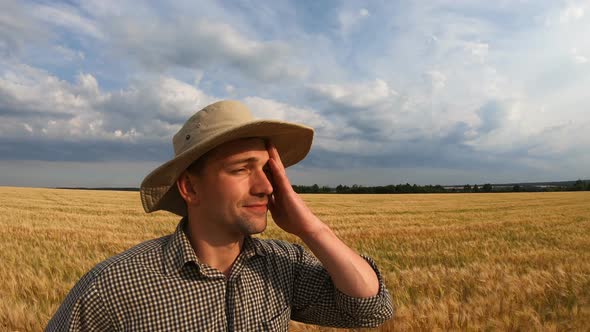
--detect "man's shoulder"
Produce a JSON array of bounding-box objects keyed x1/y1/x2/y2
[
  {"x1": 87, "y1": 235, "x2": 170, "y2": 281},
  {"x1": 251, "y1": 237, "x2": 306, "y2": 258},
  {"x1": 47, "y1": 234, "x2": 173, "y2": 324}
]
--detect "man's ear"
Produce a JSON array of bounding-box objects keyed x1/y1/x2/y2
[{"x1": 176, "y1": 171, "x2": 200, "y2": 206}]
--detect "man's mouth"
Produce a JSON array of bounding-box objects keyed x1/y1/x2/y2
[{"x1": 243, "y1": 202, "x2": 268, "y2": 214}]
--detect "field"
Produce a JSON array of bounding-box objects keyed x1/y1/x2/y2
[{"x1": 1, "y1": 186, "x2": 589, "y2": 331}]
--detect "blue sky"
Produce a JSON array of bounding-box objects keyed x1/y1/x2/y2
[{"x1": 1, "y1": 0, "x2": 589, "y2": 187}]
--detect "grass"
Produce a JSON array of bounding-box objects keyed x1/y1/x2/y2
[{"x1": 1, "y1": 187, "x2": 589, "y2": 331}]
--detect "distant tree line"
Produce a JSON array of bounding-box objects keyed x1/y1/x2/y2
[
  {"x1": 291, "y1": 179, "x2": 590, "y2": 194},
  {"x1": 56, "y1": 180, "x2": 590, "y2": 194}
]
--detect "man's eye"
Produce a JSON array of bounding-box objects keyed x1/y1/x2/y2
[{"x1": 232, "y1": 168, "x2": 247, "y2": 174}]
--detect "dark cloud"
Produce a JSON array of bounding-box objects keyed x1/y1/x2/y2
[
  {"x1": 0, "y1": 107, "x2": 75, "y2": 120},
  {"x1": 440, "y1": 121, "x2": 471, "y2": 145},
  {"x1": 0, "y1": 137, "x2": 171, "y2": 162},
  {"x1": 477, "y1": 100, "x2": 507, "y2": 134},
  {"x1": 298, "y1": 97, "x2": 546, "y2": 174},
  {"x1": 303, "y1": 136, "x2": 487, "y2": 171}
]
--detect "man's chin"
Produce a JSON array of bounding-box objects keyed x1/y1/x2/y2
[{"x1": 237, "y1": 217, "x2": 267, "y2": 235}]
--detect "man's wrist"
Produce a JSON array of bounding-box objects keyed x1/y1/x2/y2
[{"x1": 298, "y1": 220, "x2": 332, "y2": 245}]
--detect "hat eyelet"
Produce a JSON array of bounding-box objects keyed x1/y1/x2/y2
[{"x1": 185, "y1": 134, "x2": 191, "y2": 140}]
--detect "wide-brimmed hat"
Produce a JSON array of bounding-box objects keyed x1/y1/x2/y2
[{"x1": 140, "y1": 100, "x2": 314, "y2": 216}]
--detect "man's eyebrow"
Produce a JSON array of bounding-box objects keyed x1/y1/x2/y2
[{"x1": 226, "y1": 157, "x2": 262, "y2": 165}]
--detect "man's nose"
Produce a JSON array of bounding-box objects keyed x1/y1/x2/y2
[{"x1": 251, "y1": 168, "x2": 273, "y2": 196}]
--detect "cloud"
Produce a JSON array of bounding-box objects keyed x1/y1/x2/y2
[
  {"x1": 464, "y1": 41, "x2": 489, "y2": 64},
  {"x1": 544, "y1": 1, "x2": 589, "y2": 26},
  {"x1": 476, "y1": 100, "x2": 508, "y2": 134},
  {"x1": 108, "y1": 17, "x2": 305, "y2": 82},
  {"x1": 31, "y1": 3, "x2": 104, "y2": 39},
  {"x1": 424, "y1": 70, "x2": 447, "y2": 91},
  {"x1": 0, "y1": 137, "x2": 170, "y2": 162},
  {"x1": 0, "y1": 0, "x2": 51, "y2": 57},
  {"x1": 0, "y1": 160, "x2": 163, "y2": 187},
  {"x1": 1, "y1": 1, "x2": 589, "y2": 186},
  {"x1": 338, "y1": 8, "x2": 370, "y2": 35},
  {"x1": 99, "y1": 76, "x2": 217, "y2": 134},
  {"x1": 53, "y1": 45, "x2": 85, "y2": 61},
  {"x1": 306, "y1": 79, "x2": 410, "y2": 144},
  {"x1": 0, "y1": 62, "x2": 219, "y2": 161},
  {"x1": 309, "y1": 79, "x2": 397, "y2": 109},
  {"x1": 571, "y1": 48, "x2": 588, "y2": 64},
  {"x1": 559, "y1": 3, "x2": 585, "y2": 23},
  {"x1": 224, "y1": 84, "x2": 235, "y2": 94},
  {"x1": 4, "y1": 1, "x2": 308, "y2": 83},
  {"x1": 243, "y1": 96, "x2": 328, "y2": 129},
  {"x1": 0, "y1": 64, "x2": 96, "y2": 122}
]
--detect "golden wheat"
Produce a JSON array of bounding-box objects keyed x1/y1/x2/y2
[{"x1": 1, "y1": 187, "x2": 589, "y2": 331}]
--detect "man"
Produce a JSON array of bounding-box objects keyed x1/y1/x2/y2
[{"x1": 46, "y1": 100, "x2": 393, "y2": 331}]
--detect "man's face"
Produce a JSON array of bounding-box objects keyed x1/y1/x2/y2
[{"x1": 189, "y1": 138, "x2": 273, "y2": 237}]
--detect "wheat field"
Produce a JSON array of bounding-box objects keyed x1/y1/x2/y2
[{"x1": 1, "y1": 186, "x2": 589, "y2": 331}]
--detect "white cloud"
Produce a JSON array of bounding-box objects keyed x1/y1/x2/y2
[
  {"x1": 53, "y1": 45, "x2": 85, "y2": 61},
  {"x1": 31, "y1": 3, "x2": 104, "y2": 39},
  {"x1": 306, "y1": 78, "x2": 451, "y2": 152},
  {"x1": 243, "y1": 96, "x2": 328, "y2": 130},
  {"x1": 225, "y1": 85, "x2": 235, "y2": 94},
  {"x1": 571, "y1": 48, "x2": 588, "y2": 63},
  {"x1": 0, "y1": 63, "x2": 216, "y2": 143},
  {"x1": 193, "y1": 70, "x2": 204, "y2": 85},
  {"x1": 23, "y1": 123, "x2": 33, "y2": 133},
  {"x1": 464, "y1": 41, "x2": 489, "y2": 64},
  {"x1": 338, "y1": 8, "x2": 370, "y2": 35},
  {"x1": 424, "y1": 70, "x2": 447, "y2": 91},
  {"x1": 109, "y1": 18, "x2": 304, "y2": 81},
  {"x1": 0, "y1": 64, "x2": 95, "y2": 119},
  {"x1": 544, "y1": 2, "x2": 589, "y2": 26},
  {"x1": 153, "y1": 77, "x2": 215, "y2": 125},
  {"x1": 242, "y1": 96, "x2": 361, "y2": 153},
  {"x1": 309, "y1": 79, "x2": 397, "y2": 109},
  {"x1": 0, "y1": 0, "x2": 51, "y2": 56},
  {"x1": 559, "y1": 4, "x2": 585, "y2": 23}
]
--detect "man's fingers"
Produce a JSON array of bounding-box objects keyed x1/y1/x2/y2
[
  {"x1": 268, "y1": 158, "x2": 288, "y2": 188},
  {"x1": 274, "y1": 146, "x2": 285, "y2": 170},
  {"x1": 267, "y1": 143, "x2": 285, "y2": 170},
  {"x1": 267, "y1": 192, "x2": 276, "y2": 209}
]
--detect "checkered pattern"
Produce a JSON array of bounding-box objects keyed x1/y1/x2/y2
[{"x1": 46, "y1": 218, "x2": 393, "y2": 331}]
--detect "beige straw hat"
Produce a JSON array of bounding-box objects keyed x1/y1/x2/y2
[{"x1": 140, "y1": 100, "x2": 314, "y2": 216}]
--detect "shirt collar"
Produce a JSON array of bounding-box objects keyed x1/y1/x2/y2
[
  {"x1": 243, "y1": 236, "x2": 267, "y2": 258},
  {"x1": 163, "y1": 217, "x2": 200, "y2": 276},
  {"x1": 163, "y1": 217, "x2": 265, "y2": 276},
  {"x1": 251, "y1": 236, "x2": 269, "y2": 257}
]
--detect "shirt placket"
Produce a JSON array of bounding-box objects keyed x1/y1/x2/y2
[
  {"x1": 224, "y1": 245, "x2": 256, "y2": 331},
  {"x1": 225, "y1": 276, "x2": 236, "y2": 331}
]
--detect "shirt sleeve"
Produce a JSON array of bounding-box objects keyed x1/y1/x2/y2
[
  {"x1": 45, "y1": 271, "x2": 115, "y2": 332},
  {"x1": 290, "y1": 245, "x2": 394, "y2": 328}
]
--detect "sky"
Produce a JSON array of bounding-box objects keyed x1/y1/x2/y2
[{"x1": 0, "y1": 0, "x2": 589, "y2": 187}]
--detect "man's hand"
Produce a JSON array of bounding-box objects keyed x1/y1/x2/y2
[
  {"x1": 266, "y1": 142, "x2": 380, "y2": 298},
  {"x1": 266, "y1": 143, "x2": 325, "y2": 238}
]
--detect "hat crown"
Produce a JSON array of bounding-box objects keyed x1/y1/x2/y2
[{"x1": 173, "y1": 100, "x2": 254, "y2": 156}]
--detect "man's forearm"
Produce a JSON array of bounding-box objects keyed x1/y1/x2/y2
[
  {"x1": 266, "y1": 143, "x2": 381, "y2": 298},
  {"x1": 299, "y1": 219, "x2": 380, "y2": 298}
]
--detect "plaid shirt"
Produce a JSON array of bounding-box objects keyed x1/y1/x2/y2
[{"x1": 46, "y1": 218, "x2": 393, "y2": 331}]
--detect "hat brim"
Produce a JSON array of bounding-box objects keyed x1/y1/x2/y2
[{"x1": 140, "y1": 120, "x2": 314, "y2": 216}]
